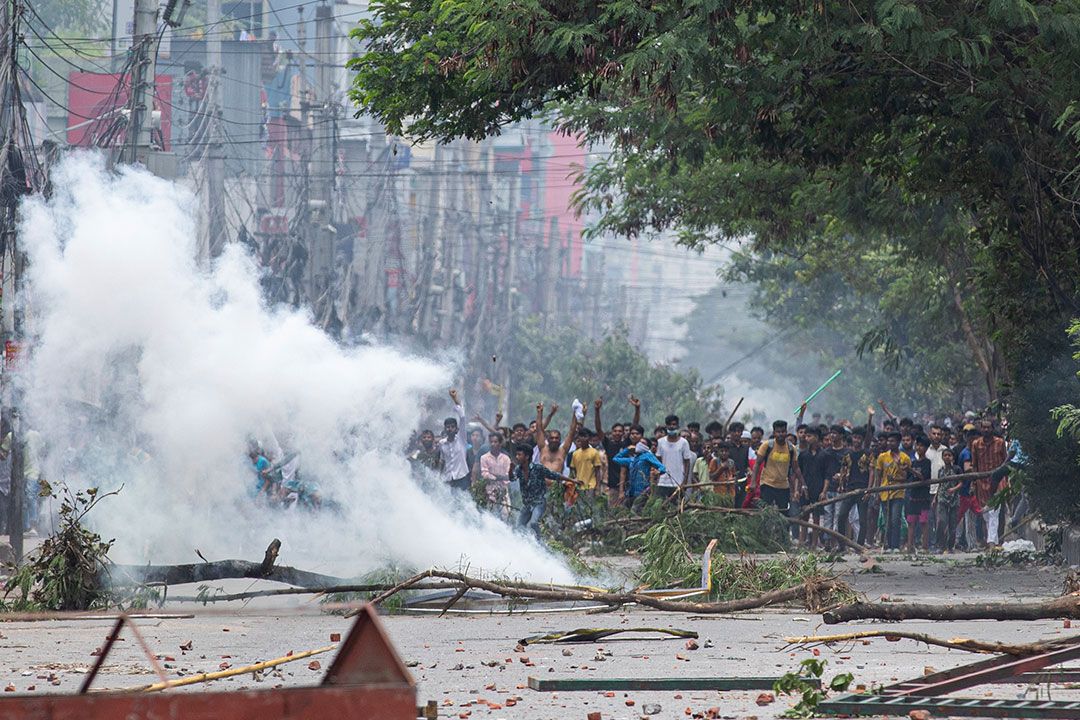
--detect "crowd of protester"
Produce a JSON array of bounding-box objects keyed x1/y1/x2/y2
[{"x1": 406, "y1": 391, "x2": 1026, "y2": 553}]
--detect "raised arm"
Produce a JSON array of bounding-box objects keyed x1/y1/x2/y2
[
  {"x1": 796, "y1": 402, "x2": 807, "y2": 426},
  {"x1": 473, "y1": 413, "x2": 499, "y2": 436},
  {"x1": 542, "y1": 403, "x2": 558, "y2": 431},
  {"x1": 594, "y1": 397, "x2": 605, "y2": 437},
  {"x1": 877, "y1": 398, "x2": 897, "y2": 421},
  {"x1": 449, "y1": 388, "x2": 465, "y2": 423},
  {"x1": 629, "y1": 394, "x2": 641, "y2": 428},
  {"x1": 561, "y1": 412, "x2": 578, "y2": 455},
  {"x1": 534, "y1": 402, "x2": 546, "y2": 446},
  {"x1": 864, "y1": 405, "x2": 876, "y2": 444}
]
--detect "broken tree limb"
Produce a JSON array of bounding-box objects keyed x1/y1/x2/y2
[
  {"x1": 351, "y1": 569, "x2": 850, "y2": 616},
  {"x1": 823, "y1": 595, "x2": 1080, "y2": 624},
  {"x1": 798, "y1": 461, "x2": 1010, "y2": 518},
  {"x1": 786, "y1": 517, "x2": 869, "y2": 555},
  {"x1": 107, "y1": 540, "x2": 352, "y2": 589},
  {"x1": 521, "y1": 627, "x2": 698, "y2": 645},
  {"x1": 165, "y1": 582, "x2": 462, "y2": 603},
  {"x1": 784, "y1": 630, "x2": 1067, "y2": 656}
]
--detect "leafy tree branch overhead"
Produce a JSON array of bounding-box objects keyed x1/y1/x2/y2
[{"x1": 349, "y1": 0, "x2": 1080, "y2": 519}]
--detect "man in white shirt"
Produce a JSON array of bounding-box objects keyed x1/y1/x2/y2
[
  {"x1": 924, "y1": 424, "x2": 947, "y2": 549},
  {"x1": 654, "y1": 414, "x2": 693, "y2": 499},
  {"x1": 439, "y1": 388, "x2": 470, "y2": 492}
]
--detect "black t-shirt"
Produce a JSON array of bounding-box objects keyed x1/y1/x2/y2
[
  {"x1": 820, "y1": 447, "x2": 846, "y2": 490},
  {"x1": 847, "y1": 449, "x2": 872, "y2": 489},
  {"x1": 907, "y1": 457, "x2": 933, "y2": 504},
  {"x1": 603, "y1": 436, "x2": 630, "y2": 488},
  {"x1": 728, "y1": 442, "x2": 750, "y2": 475},
  {"x1": 798, "y1": 447, "x2": 829, "y2": 498}
]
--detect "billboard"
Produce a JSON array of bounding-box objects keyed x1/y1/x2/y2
[{"x1": 66, "y1": 72, "x2": 173, "y2": 150}]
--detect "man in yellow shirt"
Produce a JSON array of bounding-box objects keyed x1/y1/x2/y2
[
  {"x1": 570, "y1": 428, "x2": 603, "y2": 500},
  {"x1": 873, "y1": 431, "x2": 911, "y2": 551},
  {"x1": 750, "y1": 420, "x2": 804, "y2": 512}
]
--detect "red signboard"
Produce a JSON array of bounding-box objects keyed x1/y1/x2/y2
[{"x1": 67, "y1": 72, "x2": 173, "y2": 150}]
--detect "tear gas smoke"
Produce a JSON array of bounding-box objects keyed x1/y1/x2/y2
[{"x1": 16, "y1": 154, "x2": 572, "y2": 582}]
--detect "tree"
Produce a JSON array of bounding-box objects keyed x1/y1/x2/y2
[
  {"x1": 349, "y1": 0, "x2": 1080, "y2": 517},
  {"x1": 504, "y1": 318, "x2": 721, "y2": 427}
]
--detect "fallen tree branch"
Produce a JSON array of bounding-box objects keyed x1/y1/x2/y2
[
  {"x1": 165, "y1": 582, "x2": 462, "y2": 603},
  {"x1": 824, "y1": 595, "x2": 1080, "y2": 624},
  {"x1": 107, "y1": 540, "x2": 352, "y2": 590},
  {"x1": 798, "y1": 462, "x2": 1009, "y2": 518},
  {"x1": 350, "y1": 569, "x2": 850, "y2": 617},
  {"x1": 787, "y1": 517, "x2": 869, "y2": 555},
  {"x1": 522, "y1": 627, "x2": 698, "y2": 645},
  {"x1": 784, "y1": 630, "x2": 1065, "y2": 656}
]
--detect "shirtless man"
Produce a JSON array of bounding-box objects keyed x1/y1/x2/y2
[{"x1": 534, "y1": 401, "x2": 578, "y2": 474}]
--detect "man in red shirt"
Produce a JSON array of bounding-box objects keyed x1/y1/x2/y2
[{"x1": 970, "y1": 419, "x2": 1008, "y2": 546}]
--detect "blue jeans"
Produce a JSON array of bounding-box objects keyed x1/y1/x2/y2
[{"x1": 519, "y1": 501, "x2": 544, "y2": 536}]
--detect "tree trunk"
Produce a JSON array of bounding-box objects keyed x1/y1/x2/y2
[{"x1": 823, "y1": 596, "x2": 1080, "y2": 624}]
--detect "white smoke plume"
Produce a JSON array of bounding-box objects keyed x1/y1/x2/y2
[{"x1": 15, "y1": 154, "x2": 572, "y2": 582}]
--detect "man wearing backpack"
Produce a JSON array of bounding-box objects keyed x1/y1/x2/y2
[{"x1": 749, "y1": 420, "x2": 804, "y2": 512}]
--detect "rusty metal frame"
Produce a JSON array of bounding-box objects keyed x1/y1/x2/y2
[
  {"x1": 0, "y1": 604, "x2": 418, "y2": 720},
  {"x1": 820, "y1": 635, "x2": 1080, "y2": 718}
]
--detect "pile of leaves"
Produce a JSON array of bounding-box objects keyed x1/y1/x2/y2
[
  {"x1": 633, "y1": 508, "x2": 791, "y2": 588},
  {"x1": 634, "y1": 514, "x2": 856, "y2": 607},
  {"x1": 2, "y1": 483, "x2": 117, "y2": 611}
]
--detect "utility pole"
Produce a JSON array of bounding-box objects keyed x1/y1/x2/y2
[
  {"x1": 122, "y1": 0, "x2": 160, "y2": 165},
  {"x1": 307, "y1": 2, "x2": 336, "y2": 321},
  {"x1": 203, "y1": 0, "x2": 225, "y2": 262},
  {"x1": 0, "y1": 0, "x2": 34, "y2": 562}
]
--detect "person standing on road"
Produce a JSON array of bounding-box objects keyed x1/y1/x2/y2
[
  {"x1": 514, "y1": 443, "x2": 573, "y2": 537},
  {"x1": 873, "y1": 431, "x2": 911, "y2": 552},
  {"x1": 836, "y1": 407, "x2": 875, "y2": 547},
  {"x1": 655, "y1": 414, "x2": 694, "y2": 499},
  {"x1": 612, "y1": 440, "x2": 667, "y2": 512},
  {"x1": 594, "y1": 395, "x2": 641, "y2": 504},
  {"x1": 439, "y1": 389, "x2": 471, "y2": 493},
  {"x1": 749, "y1": 420, "x2": 803, "y2": 512},
  {"x1": 797, "y1": 426, "x2": 828, "y2": 549},
  {"x1": 479, "y1": 432, "x2": 512, "y2": 519},
  {"x1": 970, "y1": 419, "x2": 1008, "y2": 547}
]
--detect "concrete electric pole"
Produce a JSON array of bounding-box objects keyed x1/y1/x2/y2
[{"x1": 204, "y1": 0, "x2": 226, "y2": 261}]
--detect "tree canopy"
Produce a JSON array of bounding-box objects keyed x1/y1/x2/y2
[
  {"x1": 504, "y1": 318, "x2": 721, "y2": 429},
  {"x1": 349, "y1": 0, "x2": 1080, "y2": 517}
]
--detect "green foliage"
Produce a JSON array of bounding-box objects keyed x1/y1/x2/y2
[
  {"x1": 25, "y1": 0, "x2": 110, "y2": 35},
  {"x1": 1051, "y1": 320, "x2": 1080, "y2": 451},
  {"x1": 774, "y1": 658, "x2": 854, "y2": 718},
  {"x1": 506, "y1": 318, "x2": 721, "y2": 426},
  {"x1": 1009, "y1": 349, "x2": 1080, "y2": 522},
  {"x1": 351, "y1": 0, "x2": 1080, "y2": 517},
  {"x1": 633, "y1": 509, "x2": 792, "y2": 590},
  {"x1": 320, "y1": 566, "x2": 416, "y2": 614},
  {"x1": 2, "y1": 483, "x2": 117, "y2": 612}
]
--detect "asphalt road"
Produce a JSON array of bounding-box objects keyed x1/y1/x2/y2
[{"x1": 0, "y1": 556, "x2": 1076, "y2": 719}]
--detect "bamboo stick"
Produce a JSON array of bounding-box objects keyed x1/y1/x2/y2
[{"x1": 113, "y1": 644, "x2": 338, "y2": 693}]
